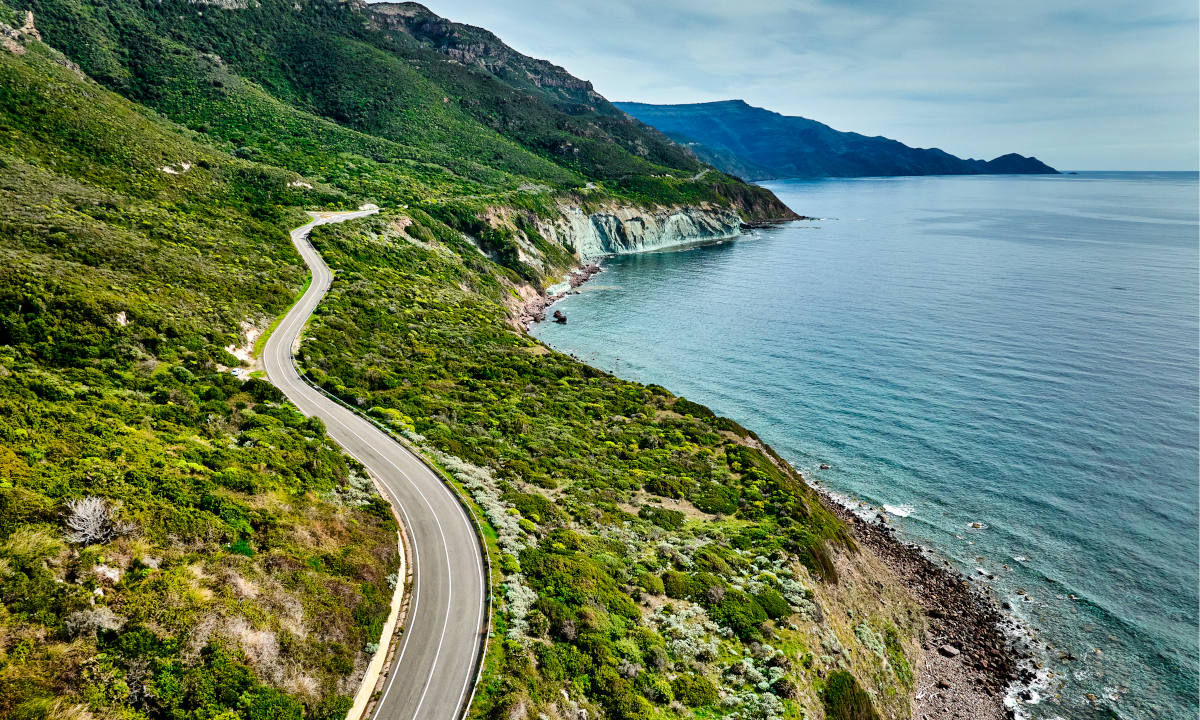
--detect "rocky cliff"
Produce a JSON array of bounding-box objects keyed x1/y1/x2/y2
[
  {"x1": 367, "y1": 2, "x2": 603, "y2": 108},
  {"x1": 539, "y1": 203, "x2": 743, "y2": 258}
]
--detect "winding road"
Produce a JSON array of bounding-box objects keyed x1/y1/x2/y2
[{"x1": 263, "y1": 210, "x2": 488, "y2": 720}]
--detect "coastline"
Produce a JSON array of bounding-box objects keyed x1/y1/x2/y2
[
  {"x1": 519, "y1": 225, "x2": 793, "y2": 329},
  {"x1": 519, "y1": 262, "x2": 603, "y2": 328},
  {"x1": 526, "y1": 236, "x2": 1032, "y2": 720},
  {"x1": 809, "y1": 481, "x2": 1035, "y2": 719}
]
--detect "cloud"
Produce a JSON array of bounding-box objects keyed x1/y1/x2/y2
[{"x1": 383, "y1": 0, "x2": 1199, "y2": 169}]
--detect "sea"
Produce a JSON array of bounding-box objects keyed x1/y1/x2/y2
[{"x1": 531, "y1": 172, "x2": 1199, "y2": 720}]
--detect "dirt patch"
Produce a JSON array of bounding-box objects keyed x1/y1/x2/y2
[
  {"x1": 225, "y1": 320, "x2": 264, "y2": 371},
  {"x1": 624, "y1": 493, "x2": 715, "y2": 522}
]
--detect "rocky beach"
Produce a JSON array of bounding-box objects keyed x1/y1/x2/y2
[
  {"x1": 519, "y1": 262, "x2": 603, "y2": 328},
  {"x1": 815, "y1": 489, "x2": 1034, "y2": 719}
]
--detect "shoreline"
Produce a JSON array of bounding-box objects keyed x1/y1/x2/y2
[
  {"x1": 519, "y1": 261, "x2": 603, "y2": 328},
  {"x1": 520, "y1": 224, "x2": 789, "y2": 329},
  {"x1": 522, "y1": 238, "x2": 1035, "y2": 719},
  {"x1": 809, "y1": 481, "x2": 1036, "y2": 719}
]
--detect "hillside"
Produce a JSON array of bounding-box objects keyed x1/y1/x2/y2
[
  {"x1": 616, "y1": 100, "x2": 1058, "y2": 180},
  {"x1": 0, "y1": 12, "x2": 400, "y2": 720},
  {"x1": 0, "y1": 2, "x2": 1007, "y2": 720},
  {"x1": 15, "y1": 0, "x2": 795, "y2": 275}
]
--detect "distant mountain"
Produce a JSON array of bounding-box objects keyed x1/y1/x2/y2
[{"x1": 615, "y1": 100, "x2": 1058, "y2": 180}]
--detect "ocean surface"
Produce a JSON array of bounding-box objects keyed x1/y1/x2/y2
[{"x1": 532, "y1": 173, "x2": 1199, "y2": 720}]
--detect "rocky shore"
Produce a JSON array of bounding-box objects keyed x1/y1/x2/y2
[
  {"x1": 519, "y1": 262, "x2": 602, "y2": 328},
  {"x1": 518, "y1": 254, "x2": 1034, "y2": 719},
  {"x1": 814, "y1": 489, "x2": 1033, "y2": 719}
]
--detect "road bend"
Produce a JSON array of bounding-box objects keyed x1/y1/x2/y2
[{"x1": 263, "y1": 210, "x2": 487, "y2": 720}]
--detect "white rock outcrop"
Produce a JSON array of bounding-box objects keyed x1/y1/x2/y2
[{"x1": 538, "y1": 204, "x2": 741, "y2": 259}]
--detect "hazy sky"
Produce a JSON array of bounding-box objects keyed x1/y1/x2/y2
[{"x1": 398, "y1": 0, "x2": 1199, "y2": 170}]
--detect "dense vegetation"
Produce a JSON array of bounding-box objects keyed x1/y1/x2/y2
[
  {"x1": 0, "y1": 1, "x2": 925, "y2": 718},
  {"x1": 0, "y1": 30, "x2": 398, "y2": 720},
  {"x1": 15, "y1": 0, "x2": 793, "y2": 283},
  {"x1": 300, "y1": 215, "x2": 925, "y2": 720}
]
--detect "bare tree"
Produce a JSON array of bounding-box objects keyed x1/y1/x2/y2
[{"x1": 64, "y1": 496, "x2": 132, "y2": 545}]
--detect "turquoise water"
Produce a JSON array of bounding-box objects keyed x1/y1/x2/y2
[{"x1": 532, "y1": 173, "x2": 1199, "y2": 719}]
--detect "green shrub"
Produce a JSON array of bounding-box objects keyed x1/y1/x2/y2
[
  {"x1": 661, "y1": 570, "x2": 692, "y2": 599},
  {"x1": 637, "y1": 572, "x2": 665, "y2": 595},
  {"x1": 691, "y1": 483, "x2": 738, "y2": 514},
  {"x1": 672, "y1": 398, "x2": 715, "y2": 419},
  {"x1": 755, "y1": 587, "x2": 791, "y2": 619},
  {"x1": 822, "y1": 671, "x2": 880, "y2": 720},
  {"x1": 671, "y1": 673, "x2": 718, "y2": 707},
  {"x1": 638, "y1": 505, "x2": 684, "y2": 530},
  {"x1": 709, "y1": 590, "x2": 767, "y2": 640}
]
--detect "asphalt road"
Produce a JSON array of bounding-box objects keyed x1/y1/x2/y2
[{"x1": 263, "y1": 210, "x2": 487, "y2": 720}]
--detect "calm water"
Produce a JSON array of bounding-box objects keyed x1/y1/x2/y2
[{"x1": 533, "y1": 173, "x2": 1199, "y2": 719}]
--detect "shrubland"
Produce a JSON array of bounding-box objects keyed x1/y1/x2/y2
[
  {"x1": 0, "y1": 1, "x2": 925, "y2": 718},
  {"x1": 300, "y1": 215, "x2": 927, "y2": 720},
  {"x1": 0, "y1": 28, "x2": 397, "y2": 720}
]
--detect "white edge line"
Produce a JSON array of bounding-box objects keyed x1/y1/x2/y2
[{"x1": 267, "y1": 212, "x2": 486, "y2": 720}]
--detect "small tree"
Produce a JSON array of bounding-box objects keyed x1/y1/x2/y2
[{"x1": 64, "y1": 496, "x2": 132, "y2": 545}]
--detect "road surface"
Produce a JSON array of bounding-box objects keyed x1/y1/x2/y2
[{"x1": 263, "y1": 210, "x2": 487, "y2": 720}]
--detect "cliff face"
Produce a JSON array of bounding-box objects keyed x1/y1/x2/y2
[
  {"x1": 539, "y1": 204, "x2": 743, "y2": 258},
  {"x1": 616, "y1": 99, "x2": 1059, "y2": 180}
]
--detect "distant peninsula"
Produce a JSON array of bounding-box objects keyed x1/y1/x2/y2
[{"x1": 615, "y1": 99, "x2": 1058, "y2": 180}]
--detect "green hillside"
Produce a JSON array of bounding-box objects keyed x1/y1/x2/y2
[
  {"x1": 0, "y1": 23, "x2": 399, "y2": 720},
  {"x1": 0, "y1": 3, "x2": 928, "y2": 720},
  {"x1": 300, "y1": 212, "x2": 923, "y2": 720},
  {"x1": 15, "y1": 0, "x2": 793, "y2": 281}
]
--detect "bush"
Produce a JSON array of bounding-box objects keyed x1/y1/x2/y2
[
  {"x1": 672, "y1": 398, "x2": 715, "y2": 419},
  {"x1": 638, "y1": 505, "x2": 684, "y2": 530},
  {"x1": 637, "y1": 572, "x2": 665, "y2": 596},
  {"x1": 671, "y1": 673, "x2": 718, "y2": 707},
  {"x1": 823, "y1": 671, "x2": 880, "y2": 720},
  {"x1": 691, "y1": 483, "x2": 738, "y2": 514},
  {"x1": 755, "y1": 587, "x2": 791, "y2": 619},
  {"x1": 241, "y1": 378, "x2": 283, "y2": 403},
  {"x1": 643, "y1": 476, "x2": 686, "y2": 499},
  {"x1": 661, "y1": 570, "x2": 692, "y2": 600},
  {"x1": 709, "y1": 590, "x2": 767, "y2": 640},
  {"x1": 238, "y1": 686, "x2": 304, "y2": 720}
]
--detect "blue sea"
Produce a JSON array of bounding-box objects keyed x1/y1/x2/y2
[{"x1": 532, "y1": 173, "x2": 1200, "y2": 719}]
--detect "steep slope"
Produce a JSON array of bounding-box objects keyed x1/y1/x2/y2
[
  {"x1": 616, "y1": 100, "x2": 1058, "y2": 180},
  {"x1": 0, "y1": 4, "x2": 1013, "y2": 720},
  {"x1": 365, "y1": 2, "x2": 699, "y2": 172},
  {"x1": 16, "y1": 0, "x2": 795, "y2": 277},
  {"x1": 0, "y1": 18, "x2": 400, "y2": 720}
]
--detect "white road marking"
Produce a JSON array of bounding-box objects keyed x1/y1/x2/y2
[{"x1": 265, "y1": 213, "x2": 486, "y2": 720}]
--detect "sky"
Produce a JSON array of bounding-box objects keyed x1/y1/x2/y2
[{"x1": 391, "y1": 0, "x2": 1199, "y2": 171}]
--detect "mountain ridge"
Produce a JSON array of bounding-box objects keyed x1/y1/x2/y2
[{"x1": 615, "y1": 99, "x2": 1058, "y2": 180}]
